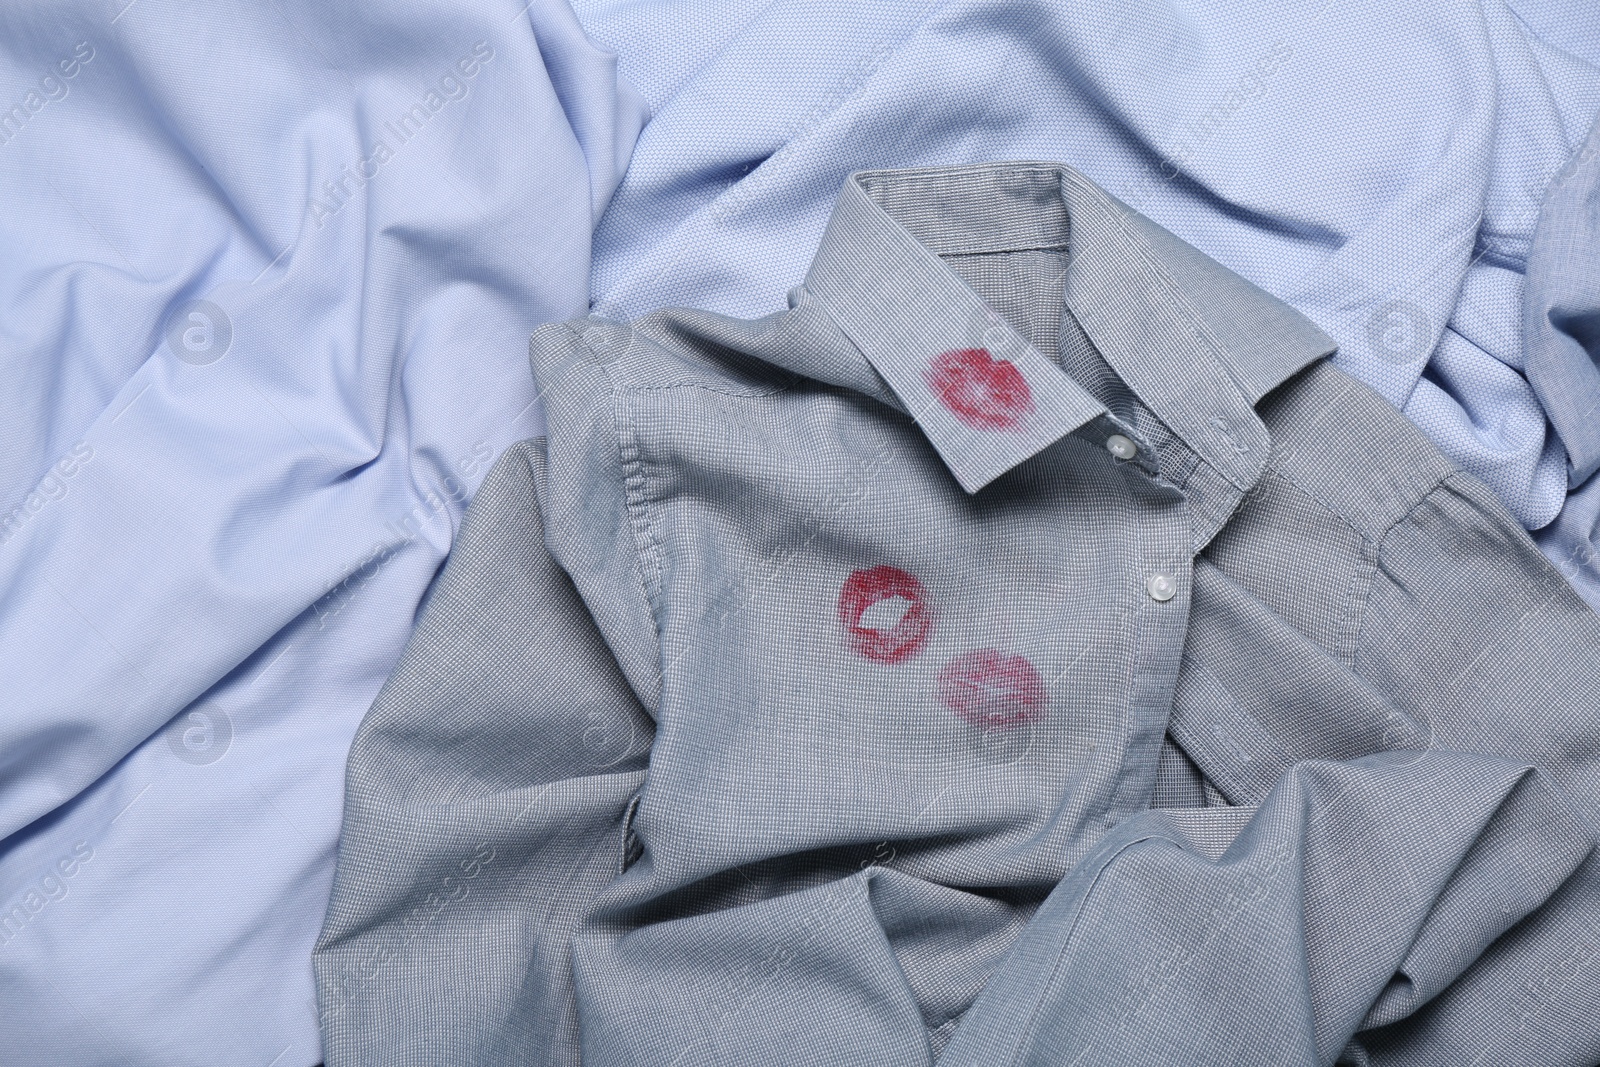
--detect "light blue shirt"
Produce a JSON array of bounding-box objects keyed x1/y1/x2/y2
[
  {"x1": 0, "y1": 1, "x2": 644, "y2": 1063},
  {"x1": 1528, "y1": 108, "x2": 1600, "y2": 610}
]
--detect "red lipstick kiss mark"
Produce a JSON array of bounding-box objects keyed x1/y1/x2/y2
[
  {"x1": 838, "y1": 565, "x2": 932, "y2": 664},
  {"x1": 937, "y1": 649, "x2": 1046, "y2": 728},
  {"x1": 924, "y1": 347, "x2": 1034, "y2": 431}
]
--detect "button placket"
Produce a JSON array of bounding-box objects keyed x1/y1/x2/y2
[{"x1": 1104, "y1": 472, "x2": 1195, "y2": 831}]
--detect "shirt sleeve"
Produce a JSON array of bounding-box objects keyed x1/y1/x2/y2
[{"x1": 1172, "y1": 466, "x2": 1600, "y2": 1065}]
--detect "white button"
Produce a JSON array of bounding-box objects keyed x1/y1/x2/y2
[
  {"x1": 1105, "y1": 434, "x2": 1137, "y2": 460},
  {"x1": 1146, "y1": 573, "x2": 1177, "y2": 601}
]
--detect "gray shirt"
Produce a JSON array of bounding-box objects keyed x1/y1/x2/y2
[{"x1": 314, "y1": 162, "x2": 1600, "y2": 1066}]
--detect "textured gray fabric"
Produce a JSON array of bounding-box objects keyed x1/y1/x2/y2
[
  {"x1": 313, "y1": 440, "x2": 655, "y2": 1063},
  {"x1": 937, "y1": 753, "x2": 1588, "y2": 1067},
  {"x1": 314, "y1": 162, "x2": 1600, "y2": 1066}
]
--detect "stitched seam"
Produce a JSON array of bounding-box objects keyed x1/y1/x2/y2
[
  {"x1": 1368, "y1": 473, "x2": 1575, "y2": 667},
  {"x1": 941, "y1": 241, "x2": 1073, "y2": 255},
  {"x1": 551, "y1": 323, "x2": 671, "y2": 675},
  {"x1": 570, "y1": 317, "x2": 794, "y2": 401},
  {"x1": 1167, "y1": 658, "x2": 1268, "y2": 805},
  {"x1": 600, "y1": 364, "x2": 668, "y2": 637},
  {"x1": 620, "y1": 791, "x2": 645, "y2": 875},
  {"x1": 1103, "y1": 487, "x2": 1154, "y2": 833},
  {"x1": 1252, "y1": 371, "x2": 1420, "y2": 543},
  {"x1": 621, "y1": 380, "x2": 791, "y2": 400},
  {"x1": 1372, "y1": 470, "x2": 1474, "y2": 555},
  {"x1": 1242, "y1": 467, "x2": 1380, "y2": 667},
  {"x1": 1070, "y1": 179, "x2": 1268, "y2": 478},
  {"x1": 1341, "y1": 539, "x2": 1378, "y2": 670},
  {"x1": 858, "y1": 163, "x2": 1067, "y2": 198},
  {"x1": 1267, "y1": 464, "x2": 1402, "y2": 544}
]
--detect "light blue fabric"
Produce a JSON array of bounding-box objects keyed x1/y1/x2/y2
[
  {"x1": 1529, "y1": 107, "x2": 1600, "y2": 610},
  {"x1": 571, "y1": 0, "x2": 1600, "y2": 533},
  {"x1": 0, "y1": 2, "x2": 644, "y2": 1063},
  {"x1": 1545, "y1": 476, "x2": 1600, "y2": 612},
  {"x1": 1509, "y1": 0, "x2": 1600, "y2": 72}
]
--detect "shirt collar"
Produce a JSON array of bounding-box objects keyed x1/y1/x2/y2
[{"x1": 801, "y1": 162, "x2": 1337, "y2": 494}]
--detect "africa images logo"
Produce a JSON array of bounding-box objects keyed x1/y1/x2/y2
[{"x1": 309, "y1": 42, "x2": 495, "y2": 230}]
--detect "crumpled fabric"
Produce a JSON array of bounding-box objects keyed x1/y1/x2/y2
[
  {"x1": 936, "y1": 753, "x2": 1592, "y2": 1067},
  {"x1": 310, "y1": 430, "x2": 1599, "y2": 1065},
  {"x1": 313, "y1": 152, "x2": 1600, "y2": 1063},
  {"x1": 0, "y1": 1, "x2": 644, "y2": 1063},
  {"x1": 571, "y1": 0, "x2": 1600, "y2": 531},
  {"x1": 1528, "y1": 107, "x2": 1600, "y2": 610}
]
